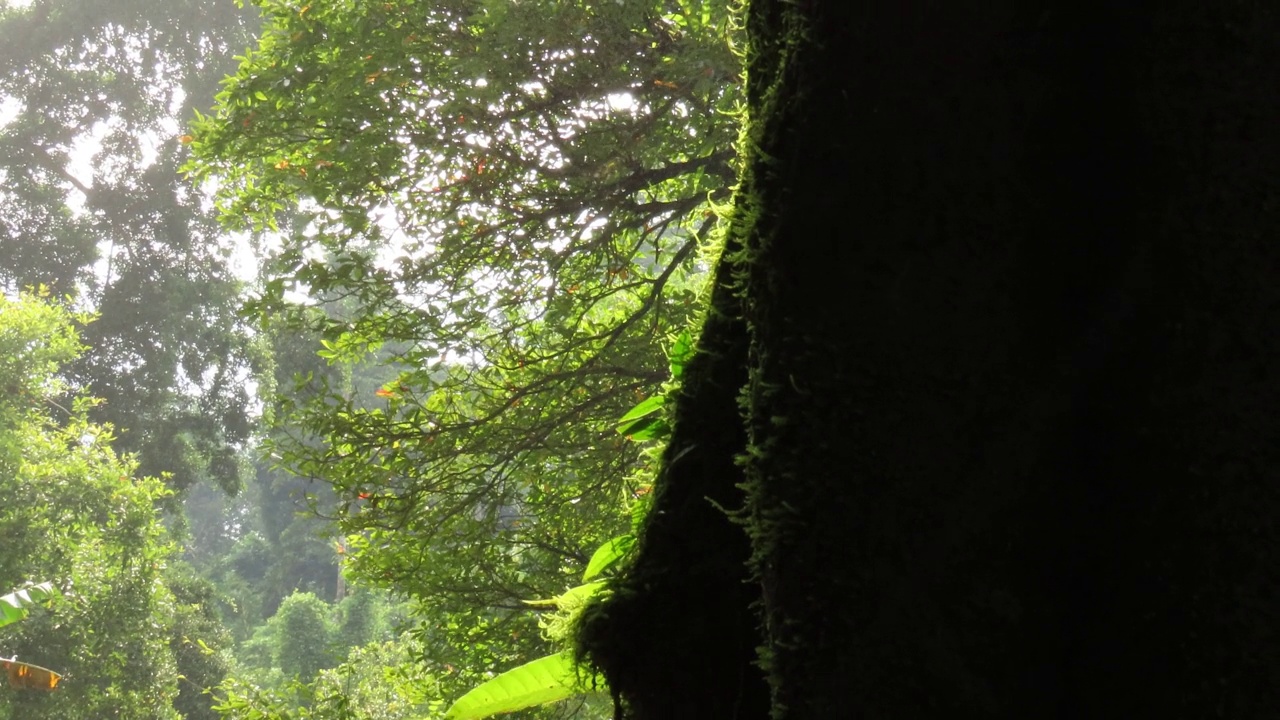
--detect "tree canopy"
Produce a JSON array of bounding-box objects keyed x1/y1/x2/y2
[
  {"x1": 0, "y1": 292, "x2": 181, "y2": 719},
  {"x1": 187, "y1": 0, "x2": 741, "y2": 663},
  {"x1": 0, "y1": 0, "x2": 263, "y2": 498}
]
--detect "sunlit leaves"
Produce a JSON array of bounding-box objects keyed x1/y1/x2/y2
[
  {"x1": 581, "y1": 535, "x2": 635, "y2": 583},
  {"x1": 616, "y1": 395, "x2": 667, "y2": 441},
  {"x1": 188, "y1": 2, "x2": 738, "y2": 711},
  {"x1": 443, "y1": 652, "x2": 593, "y2": 720},
  {"x1": 0, "y1": 582, "x2": 58, "y2": 629},
  {"x1": 0, "y1": 292, "x2": 181, "y2": 718}
]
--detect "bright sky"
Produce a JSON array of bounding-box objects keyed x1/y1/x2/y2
[{"x1": 0, "y1": 96, "x2": 19, "y2": 128}]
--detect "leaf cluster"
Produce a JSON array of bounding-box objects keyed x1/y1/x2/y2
[
  {"x1": 187, "y1": 0, "x2": 740, "y2": 680},
  {"x1": 0, "y1": 292, "x2": 183, "y2": 719}
]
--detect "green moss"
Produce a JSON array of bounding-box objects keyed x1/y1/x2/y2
[
  {"x1": 573, "y1": 227, "x2": 768, "y2": 718},
  {"x1": 570, "y1": 2, "x2": 821, "y2": 717}
]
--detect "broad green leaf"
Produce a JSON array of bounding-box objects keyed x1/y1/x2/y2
[
  {"x1": 618, "y1": 415, "x2": 670, "y2": 441},
  {"x1": 444, "y1": 652, "x2": 590, "y2": 720},
  {"x1": 616, "y1": 395, "x2": 664, "y2": 427},
  {"x1": 0, "y1": 582, "x2": 58, "y2": 629},
  {"x1": 582, "y1": 535, "x2": 635, "y2": 582}
]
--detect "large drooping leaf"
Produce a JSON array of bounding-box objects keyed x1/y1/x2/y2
[
  {"x1": 443, "y1": 652, "x2": 595, "y2": 720},
  {"x1": 0, "y1": 582, "x2": 58, "y2": 629}
]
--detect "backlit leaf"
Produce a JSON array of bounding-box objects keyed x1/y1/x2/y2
[
  {"x1": 444, "y1": 652, "x2": 593, "y2": 719},
  {"x1": 0, "y1": 582, "x2": 58, "y2": 629},
  {"x1": 582, "y1": 535, "x2": 635, "y2": 582}
]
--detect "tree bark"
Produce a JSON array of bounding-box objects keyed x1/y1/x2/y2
[{"x1": 577, "y1": 2, "x2": 1280, "y2": 718}]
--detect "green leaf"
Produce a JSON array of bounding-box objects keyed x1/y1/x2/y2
[
  {"x1": 668, "y1": 329, "x2": 693, "y2": 379},
  {"x1": 616, "y1": 395, "x2": 664, "y2": 430},
  {"x1": 582, "y1": 535, "x2": 634, "y2": 582},
  {"x1": 617, "y1": 393, "x2": 670, "y2": 439},
  {"x1": 0, "y1": 582, "x2": 58, "y2": 629},
  {"x1": 618, "y1": 415, "x2": 669, "y2": 441},
  {"x1": 443, "y1": 652, "x2": 590, "y2": 720}
]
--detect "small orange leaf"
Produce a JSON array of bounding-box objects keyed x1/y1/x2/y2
[{"x1": 177, "y1": 134, "x2": 194, "y2": 144}]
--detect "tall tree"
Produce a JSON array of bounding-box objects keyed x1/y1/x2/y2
[
  {"x1": 188, "y1": 0, "x2": 740, "y2": 668},
  {"x1": 167, "y1": 564, "x2": 235, "y2": 720},
  {"x1": 0, "y1": 6, "x2": 263, "y2": 716},
  {"x1": 273, "y1": 591, "x2": 335, "y2": 682},
  {"x1": 0, "y1": 292, "x2": 181, "y2": 719},
  {"x1": 0, "y1": 0, "x2": 263, "y2": 498},
  {"x1": 576, "y1": 2, "x2": 1280, "y2": 718}
]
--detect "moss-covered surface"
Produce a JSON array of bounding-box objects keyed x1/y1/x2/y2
[
  {"x1": 578, "y1": 1, "x2": 1280, "y2": 718},
  {"x1": 574, "y1": 228, "x2": 768, "y2": 718}
]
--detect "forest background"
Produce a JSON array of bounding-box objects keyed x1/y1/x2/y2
[{"x1": 0, "y1": 0, "x2": 737, "y2": 717}]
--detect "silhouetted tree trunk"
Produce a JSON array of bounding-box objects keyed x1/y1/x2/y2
[{"x1": 577, "y1": 2, "x2": 1280, "y2": 718}]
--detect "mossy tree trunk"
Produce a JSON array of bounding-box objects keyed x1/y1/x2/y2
[{"x1": 577, "y1": 2, "x2": 1280, "y2": 718}]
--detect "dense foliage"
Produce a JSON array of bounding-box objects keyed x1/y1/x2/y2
[
  {"x1": 0, "y1": 0, "x2": 263, "y2": 499},
  {"x1": 0, "y1": 292, "x2": 180, "y2": 719},
  {"x1": 4, "y1": 1, "x2": 1277, "y2": 717},
  {"x1": 2, "y1": 0, "x2": 746, "y2": 716},
  {"x1": 186, "y1": 0, "x2": 741, "y2": 714},
  {"x1": 187, "y1": 0, "x2": 737, "y2": 593}
]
